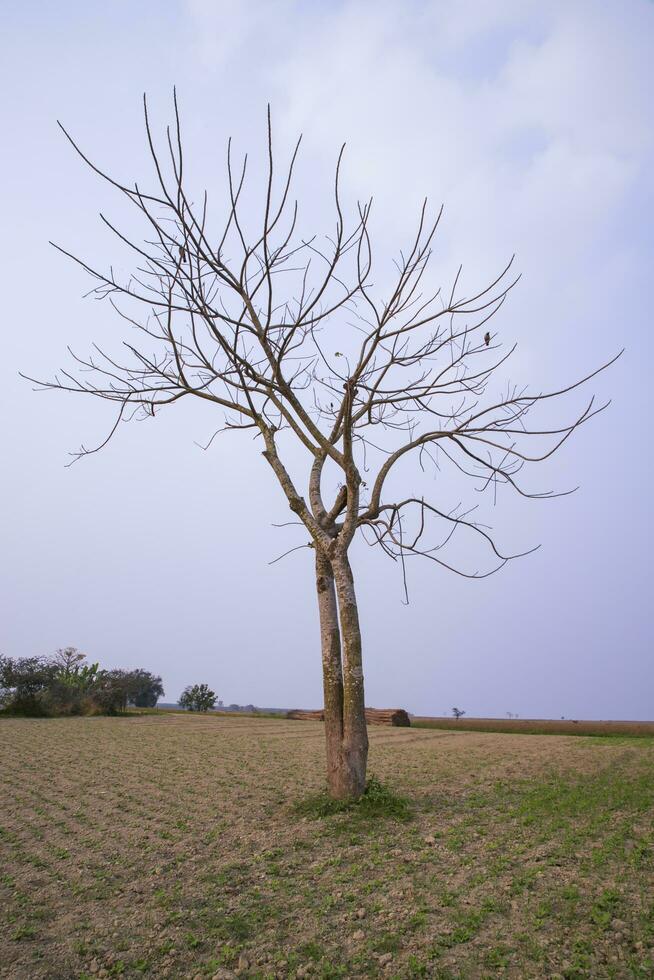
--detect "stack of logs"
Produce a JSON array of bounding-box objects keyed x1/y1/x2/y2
[
  {"x1": 286, "y1": 709, "x2": 325, "y2": 722},
  {"x1": 286, "y1": 707, "x2": 411, "y2": 727}
]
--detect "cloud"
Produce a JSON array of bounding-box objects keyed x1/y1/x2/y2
[
  {"x1": 183, "y1": 0, "x2": 652, "y2": 388},
  {"x1": 184, "y1": 1, "x2": 651, "y2": 298}
]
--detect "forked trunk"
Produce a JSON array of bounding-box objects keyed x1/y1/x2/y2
[
  {"x1": 315, "y1": 550, "x2": 368, "y2": 799},
  {"x1": 315, "y1": 551, "x2": 345, "y2": 794}
]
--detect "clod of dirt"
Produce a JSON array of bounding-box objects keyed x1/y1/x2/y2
[
  {"x1": 237, "y1": 953, "x2": 251, "y2": 972},
  {"x1": 355, "y1": 907, "x2": 366, "y2": 919},
  {"x1": 352, "y1": 929, "x2": 365, "y2": 941},
  {"x1": 379, "y1": 952, "x2": 393, "y2": 966}
]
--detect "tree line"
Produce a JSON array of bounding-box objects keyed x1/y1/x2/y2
[{"x1": 0, "y1": 648, "x2": 164, "y2": 717}]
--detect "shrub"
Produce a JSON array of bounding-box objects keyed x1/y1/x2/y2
[
  {"x1": 0, "y1": 652, "x2": 164, "y2": 717},
  {"x1": 0, "y1": 656, "x2": 57, "y2": 716}
]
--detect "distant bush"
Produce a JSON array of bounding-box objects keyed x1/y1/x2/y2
[
  {"x1": 101, "y1": 668, "x2": 165, "y2": 712},
  {"x1": 179, "y1": 684, "x2": 217, "y2": 712},
  {"x1": 0, "y1": 651, "x2": 164, "y2": 717},
  {"x1": 129, "y1": 670, "x2": 165, "y2": 708},
  {"x1": 0, "y1": 656, "x2": 58, "y2": 716}
]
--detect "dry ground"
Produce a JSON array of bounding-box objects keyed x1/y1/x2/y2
[
  {"x1": 413, "y1": 718, "x2": 654, "y2": 737},
  {"x1": 1, "y1": 715, "x2": 652, "y2": 979}
]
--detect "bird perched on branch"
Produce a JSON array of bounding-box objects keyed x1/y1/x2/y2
[{"x1": 484, "y1": 331, "x2": 491, "y2": 346}]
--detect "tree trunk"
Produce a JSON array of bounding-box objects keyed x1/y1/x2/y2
[
  {"x1": 315, "y1": 549, "x2": 368, "y2": 799},
  {"x1": 333, "y1": 552, "x2": 368, "y2": 799},
  {"x1": 315, "y1": 550, "x2": 346, "y2": 796}
]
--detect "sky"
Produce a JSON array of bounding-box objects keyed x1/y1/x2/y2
[{"x1": 1, "y1": 0, "x2": 652, "y2": 718}]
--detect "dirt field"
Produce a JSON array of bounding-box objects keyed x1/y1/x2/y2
[
  {"x1": 413, "y1": 718, "x2": 654, "y2": 737},
  {"x1": 1, "y1": 715, "x2": 653, "y2": 979}
]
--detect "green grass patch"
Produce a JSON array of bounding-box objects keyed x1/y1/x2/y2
[
  {"x1": 510, "y1": 766, "x2": 654, "y2": 827},
  {"x1": 293, "y1": 776, "x2": 412, "y2": 822}
]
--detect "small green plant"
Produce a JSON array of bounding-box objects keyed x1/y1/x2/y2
[
  {"x1": 590, "y1": 888, "x2": 621, "y2": 929},
  {"x1": 407, "y1": 954, "x2": 429, "y2": 977},
  {"x1": 484, "y1": 944, "x2": 511, "y2": 968},
  {"x1": 297, "y1": 940, "x2": 325, "y2": 962}
]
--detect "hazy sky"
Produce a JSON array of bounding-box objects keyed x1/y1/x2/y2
[{"x1": 2, "y1": 0, "x2": 652, "y2": 718}]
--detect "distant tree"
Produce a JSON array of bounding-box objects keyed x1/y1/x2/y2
[
  {"x1": 0, "y1": 655, "x2": 56, "y2": 715},
  {"x1": 1, "y1": 653, "x2": 163, "y2": 716},
  {"x1": 51, "y1": 647, "x2": 86, "y2": 676},
  {"x1": 127, "y1": 669, "x2": 164, "y2": 708},
  {"x1": 102, "y1": 669, "x2": 132, "y2": 711},
  {"x1": 97, "y1": 668, "x2": 164, "y2": 710},
  {"x1": 452, "y1": 707, "x2": 465, "y2": 720},
  {"x1": 47, "y1": 654, "x2": 105, "y2": 714},
  {"x1": 91, "y1": 671, "x2": 130, "y2": 715},
  {"x1": 1, "y1": 652, "x2": 108, "y2": 715},
  {"x1": 52, "y1": 654, "x2": 103, "y2": 693},
  {"x1": 179, "y1": 684, "x2": 217, "y2": 712}
]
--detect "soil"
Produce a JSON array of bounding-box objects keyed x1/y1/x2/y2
[{"x1": 1, "y1": 714, "x2": 652, "y2": 978}]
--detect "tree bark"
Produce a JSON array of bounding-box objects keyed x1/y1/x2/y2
[
  {"x1": 315, "y1": 550, "x2": 369, "y2": 799},
  {"x1": 333, "y1": 552, "x2": 369, "y2": 798},
  {"x1": 315, "y1": 550, "x2": 345, "y2": 796}
]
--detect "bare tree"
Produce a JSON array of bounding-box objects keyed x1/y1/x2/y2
[
  {"x1": 51, "y1": 647, "x2": 87, "y2": 676},
  {"x1": 27, "y1": 94, "x2": 619, "y2": 799}
]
